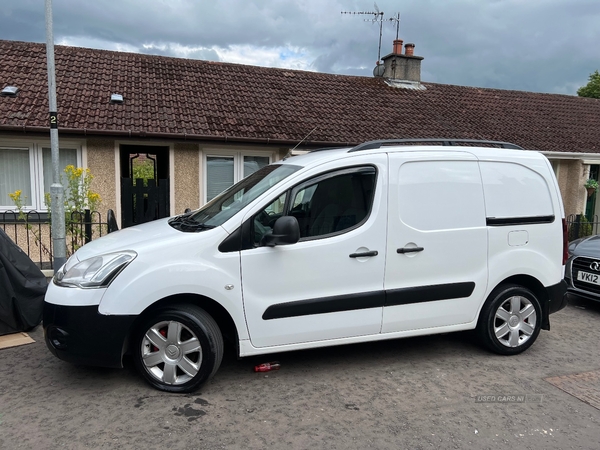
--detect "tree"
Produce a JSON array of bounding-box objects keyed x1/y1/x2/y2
[{"x1": 577, "y1": 70, "x2": 600, "y2": 99}]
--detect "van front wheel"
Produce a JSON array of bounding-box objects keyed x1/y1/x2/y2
[
  {"x1": 133, "y1": 305, "x2": 223, "y2": 393},
  {"x1": 477, "y1": 285, "x2": 542, "y2": 355}
]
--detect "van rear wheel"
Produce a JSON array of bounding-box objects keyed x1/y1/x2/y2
[
  {"x1": 477, "y1": 284, "x2": 542, "y2": 355},
  {"x1": 133, "y1": 305, "x2": 223, "y2": 393}
]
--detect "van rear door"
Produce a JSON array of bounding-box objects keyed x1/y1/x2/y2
[{"x1": 383, "y1": 151, "x2": 488, "y2": 333}]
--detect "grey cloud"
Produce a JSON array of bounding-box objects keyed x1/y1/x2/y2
[
  {"x1": 139, "y1": 45, "x2": 220, "y2": 62},
  {"x1": 0, "y1": 0, "x2": 598, "y2": 94}
]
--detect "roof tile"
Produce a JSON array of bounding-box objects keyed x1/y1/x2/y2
[{"x1": 1, "y1": 39, "x2": 599, "y2": 152}]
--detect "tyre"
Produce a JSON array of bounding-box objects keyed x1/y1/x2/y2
[
  {"x1": 133, "y1": 305, "x2": 224, "y2": 393},
  {"x1": 477, "y1": 284, "x2": 542, "y2": 355}
]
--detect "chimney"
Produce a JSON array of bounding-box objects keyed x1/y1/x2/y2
[
  {"x1": 393, "y1": 39, "x2": 403, "y2": 55},
  {"x1": 378, "y1": 40, "x2": 424, "y2": 84}
]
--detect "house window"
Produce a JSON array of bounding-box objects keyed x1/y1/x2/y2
[
  {"x1": 42, "y1": 148, "x2": 78, "y2": 196},
  {"x1": 0, "y1": 143, "x2": 80, "y2": 211},
  {"x1": 0, "y1": 148, "x2": 33, "y2": 208},
  {"x1": 204, "y1": 151, "x2": 271, "y2": 202}
]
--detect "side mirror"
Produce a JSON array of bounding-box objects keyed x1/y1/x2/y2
[{"x1": 261, "y1": 216, "x2": 300, "y2": 247}]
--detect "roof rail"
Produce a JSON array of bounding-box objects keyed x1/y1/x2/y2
[
  {"x1": 348, "y1": 138, "x2": 523, "y2": 152},
  {"x1": 309, "y1": 146, "x2": 347, "y2": 153}
]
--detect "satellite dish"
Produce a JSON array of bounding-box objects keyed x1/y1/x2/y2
[{"x1": 373, "y1": 63, "x2": 385, "y2": 77}]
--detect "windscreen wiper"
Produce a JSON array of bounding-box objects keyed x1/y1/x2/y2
[{"x1": 169, "y1": 214, "x2": 215, "y2": 232}]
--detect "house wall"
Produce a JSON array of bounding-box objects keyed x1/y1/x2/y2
[
  {"x1": 173, "y1": 142, "x2": 200, "y2": 213},
  {"x1": 556, "y1": 159, "x2": 588, "y2": 217},
  {"x1": 86, "y1": 138, "x2": 118, "y2": 217}
]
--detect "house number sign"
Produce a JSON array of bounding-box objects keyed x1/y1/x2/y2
[{"x1": 49, "y1": 112, "x2": 58, "y2": 129}]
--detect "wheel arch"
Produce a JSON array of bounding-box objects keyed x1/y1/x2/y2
[
  {"x1": 123, "y1": 293, "x2": 240, "y2": 359},
  {"x1": 482, "y1": 274, "x2": 550, "y2": 330}
]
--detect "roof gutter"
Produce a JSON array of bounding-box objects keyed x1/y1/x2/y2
[
  {"x1": 0, "y1": 124, "x2": 357, "y2": 149},
  {"x1": 541, "y1": 151, "x2": 600, "y2": 161},
  {"x1": 3, "y1": 124, "x2": 598, "y2": 157}
]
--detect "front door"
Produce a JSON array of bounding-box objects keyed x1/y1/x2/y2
[
  {"x1": 382, "y1": 152, "x2": 489, "y2": 333},
  {"x1": 120, "y1": 145, "x2": 170, "y2": 228},
  {"x1": 241, "y1": 155, "x2": 388, "y2": 348}
]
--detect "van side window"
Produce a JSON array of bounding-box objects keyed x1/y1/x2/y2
[{"x1": 290, "y1": 167, "x2": 376, "y2": 239}]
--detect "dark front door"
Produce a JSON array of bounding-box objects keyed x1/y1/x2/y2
[{"x1": 120, "y1": 145, "x2": 170, "y2": 228}]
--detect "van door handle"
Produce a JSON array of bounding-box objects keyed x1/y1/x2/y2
[
  {"x1": 349, "y1": 250, "x2": 378, "y2": 258},
  {"x1": 397, "y1": 247, "x2": 424, "y2": 254}
]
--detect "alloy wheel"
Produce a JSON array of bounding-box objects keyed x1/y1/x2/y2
[
  {"x1": 140, "y1": 320, "x2": 202, "y2": 385},
  {"x1": 493, "y1": 295, "x2": 537, "y2": 348}
]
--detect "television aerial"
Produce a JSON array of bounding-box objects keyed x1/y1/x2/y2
[{"x1": 341, "y1": 3, "x2": 401, "y2": 65}]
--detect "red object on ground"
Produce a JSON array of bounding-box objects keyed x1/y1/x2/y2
[{"x1": 254, "y1": 361, "x2": 281, "y2": 372}]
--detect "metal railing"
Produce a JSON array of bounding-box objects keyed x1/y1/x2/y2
[
  {"x1": 566, "y1": 214, "x2": 600, "y2": 241},
  {"x1": 1, "y1": 209, "x2": 117, "y2": 270}
]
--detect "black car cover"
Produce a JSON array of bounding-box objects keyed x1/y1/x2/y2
[{"x1": 0, "y1": 228, "x2": 47, "y2": 335}]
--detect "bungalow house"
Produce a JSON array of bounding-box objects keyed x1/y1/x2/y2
[{"x1": 1, "y1": 38, "x2": 600, "y2": 230}]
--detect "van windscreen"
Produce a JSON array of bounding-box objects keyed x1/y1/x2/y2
[{"x1": 177, "y1": 164, "x2": 301, "y2": 229}]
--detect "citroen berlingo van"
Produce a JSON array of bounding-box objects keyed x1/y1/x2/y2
[{"x1": 44, "y1": 139, "x2": 568, "y2": 392}]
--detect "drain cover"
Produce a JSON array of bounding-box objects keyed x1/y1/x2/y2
[{"x1": 545, "y1": 369, "x2": 600, "y2": 411}]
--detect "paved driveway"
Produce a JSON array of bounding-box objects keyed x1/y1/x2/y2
[{"x1": 1, "y1": 300, "x2": 599, "y2": 450}]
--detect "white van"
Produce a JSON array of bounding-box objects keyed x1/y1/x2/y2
[{"x1": 44, "y1": 139, "x2": 568, "y2": 392}]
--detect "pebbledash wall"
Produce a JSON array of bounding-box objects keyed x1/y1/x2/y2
[
  {"x1": 172, "y1": 142, "x2": 200, "y2": 215},
  {"x1": 86, "y1": 138, "x2": 117, "y2": 218},
  {"x1": 555, "y1": 159, "x2": 588, "y2": 216}
]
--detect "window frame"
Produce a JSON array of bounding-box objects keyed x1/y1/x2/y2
[
  {"x1": 241, "y1": 165, "x2": 378, "y2": 250},
  {"x1": 288, "y1": 165, "x2": 377, "y2": 241},
  {"x1": 0, "y1": 139, "x2": 83, "y2": 212},
  {"x1": 202, "y1": 148, "x2": 274, "y2": 204}
]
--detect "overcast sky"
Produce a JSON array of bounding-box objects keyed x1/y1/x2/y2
[{"x1": 1, "y1": 0, "x2": 598, "y2": 95}]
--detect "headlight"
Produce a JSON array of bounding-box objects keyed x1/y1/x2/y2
[{"x1": 55, "y1": 251, "x2": 137, "y2": 288}]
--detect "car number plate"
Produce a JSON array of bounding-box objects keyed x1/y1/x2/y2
[{"x1": 577, "y1": 271, "x2": 600, "y2": 285}]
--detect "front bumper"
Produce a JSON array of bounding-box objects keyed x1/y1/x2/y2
[
  {"x1": 564, "y1": 255, "x2": 600, "y2": 303},
  {"x1": 44, "y1": 302, "x2": 136, "y2": 368},
  {"x1": 564, "y1": 270, "x2": 600, "y2": 303},
  {"x1": 565, "y1": 281, "x2": 600, "y2": 303}
]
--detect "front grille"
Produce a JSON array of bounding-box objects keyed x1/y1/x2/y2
[{"x1": 571, "y1": 256, "x2": 600, "y2": 295}]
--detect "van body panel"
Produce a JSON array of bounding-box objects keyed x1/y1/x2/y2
[
  {"x1": 482, "y1": 154, "x2": 564, "y2": 292},
  {"x1": 382, "y1": 155, "x2": 489, "y2": 332},
  {"x1": 240, "y1": 154, "x2": 389, "y2": 347},
  {"x1": 486, "y1": 225, "x2": 565, "y2": 291},
  {"x1": 479, "y1": 161, "x2": 555, "y2": 220},
  {"x1": 238, "y1": 320, "x2": 478, "y2": 357},
  {"x1": 94, "y1": 225, "x2": 250, "y2": 340},
  {"x1": 45, "y1": 281, "x2": 108, "y2": 307},
  {"x1": 74, "y1": 217, "x2": 180, "y2": 260}
]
